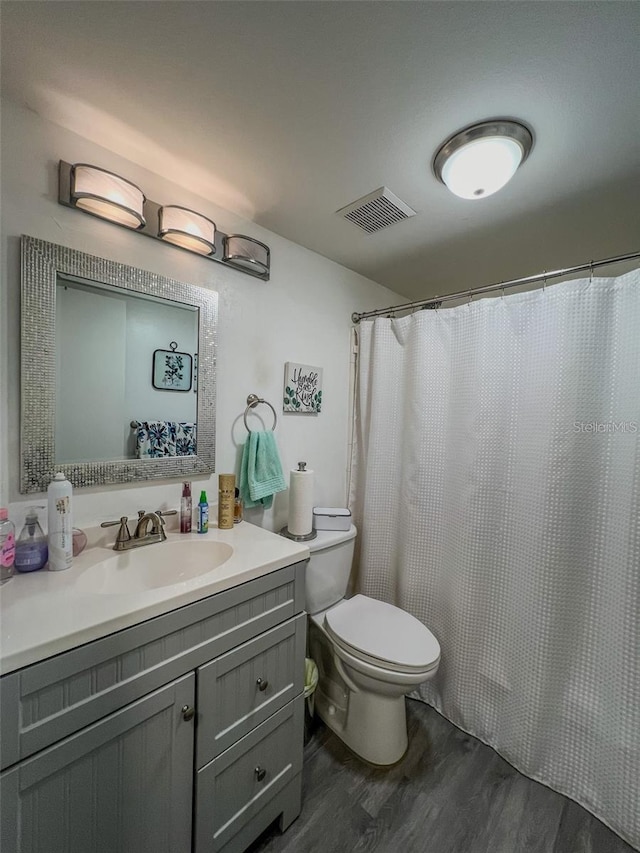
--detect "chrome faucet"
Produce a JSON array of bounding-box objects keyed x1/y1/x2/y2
[{"x1": 101, "y1": 509, "x2": 177, "y2": 551}]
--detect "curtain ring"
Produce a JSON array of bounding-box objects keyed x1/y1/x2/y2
[
  {"x1": 542, "y1": 270, "x2": 547, "y2": 292},
  {"x1": 589, "y1": 260, "x2": 594, "y2": 285},
  {"x1": 501, "y1": 283, "x2": 505, "y2": 300}
]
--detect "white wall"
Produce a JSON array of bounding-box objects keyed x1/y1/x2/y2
[{"x1": 1, "y1": 98, "x2": 401, "y2": 533}]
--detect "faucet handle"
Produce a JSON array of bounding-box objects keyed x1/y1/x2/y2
[
  {"x1": 101, "y1": 516, "x2": 129, "y2": 529},
  {"x1": 100, "y1": 516, "x2": 132, "y2": 546},
  {"x1": 154, "y1": 509, "x2": 178, "y2": 530}
]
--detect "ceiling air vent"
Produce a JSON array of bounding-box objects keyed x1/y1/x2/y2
[{"x1": 337, "y1": 187, "x2": 416, "y2": 234}]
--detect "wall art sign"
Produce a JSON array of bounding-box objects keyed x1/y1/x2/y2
[
  {"x1": 152, "y1": 341, "x2": 193, "y2": 392},
  {"x1": 283, "y1": 362, "x2": 322, "y2": 413}
]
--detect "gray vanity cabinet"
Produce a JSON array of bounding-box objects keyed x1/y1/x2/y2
[
  {"x1": 1, "y1": 560, "x2": 307, "y2": 853},
  {"x1": 0, "y1": 674, "x2": 195, "y2": 853}
]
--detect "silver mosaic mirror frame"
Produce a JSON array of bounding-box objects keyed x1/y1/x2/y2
[{"x1": 20, "y1": 235, "x2": 217, "y2": 493}]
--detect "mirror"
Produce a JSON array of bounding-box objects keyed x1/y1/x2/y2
[
  {"x1": 20, "y1": 236, "x2": 217, "y2": 493},
  {"x1": 55, "y1": 275, "x2": 199, "y2": 464}
]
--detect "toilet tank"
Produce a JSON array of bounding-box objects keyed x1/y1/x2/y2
[{"x1": 305, "y1": 525, "x2": 357, "y2": 614}]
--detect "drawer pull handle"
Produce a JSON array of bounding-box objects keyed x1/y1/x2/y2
[
  {"x1": 256, "y1": 677, "x2": 269, "y2": 692},
  {"x1": 255, "y1": 766, "x2": 267, "y2": 782},
  {"x1": 182, "y1": 705, "x2": 195, "y2": 722}
]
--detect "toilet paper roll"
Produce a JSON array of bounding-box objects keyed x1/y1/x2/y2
[{"x1": 289, "y1": 467, "x2": 314, "y2": 536}]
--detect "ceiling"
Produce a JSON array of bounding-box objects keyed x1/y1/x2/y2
[{"x1": 2, "y1": 1, "x2": 639, "y2": 300}]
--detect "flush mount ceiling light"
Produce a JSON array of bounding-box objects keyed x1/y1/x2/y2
[
  {"x1": 58, "y1": 161, "x2": 270, "y2": 280},
  {"x1": 433, "y1": 120, "x2": 533, "y2": 200},
  {"x1": 70, "y1": 163, "x2": 146, "y2": 228},
  {"x1": 158, "y1": 206, "x2": 216, "y2": 256}
]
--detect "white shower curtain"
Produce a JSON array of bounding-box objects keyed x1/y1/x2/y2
[{"x1": 351, "y1": 270, "x2": 640, "y2": 848}]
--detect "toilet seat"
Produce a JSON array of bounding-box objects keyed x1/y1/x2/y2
[{"x1": 324, "y1": 594, "x2": 441, "y2": 674}]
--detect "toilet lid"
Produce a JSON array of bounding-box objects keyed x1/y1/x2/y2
[{"x1": 324, "y1": 595, "x2": 440, "y2": 671}]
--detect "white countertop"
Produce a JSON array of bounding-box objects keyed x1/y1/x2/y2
[{"x1": 0, "y1": 522, "x2": 309, "y2": 676}]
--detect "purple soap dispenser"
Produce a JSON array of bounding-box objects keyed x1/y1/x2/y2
[{"x1": 15, "y1": 507, "x2": 49, "y2": 572}]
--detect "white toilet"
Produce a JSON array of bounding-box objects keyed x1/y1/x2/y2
[{"x1": 306, "y1": 525, "x2": 440, "y2": 765}]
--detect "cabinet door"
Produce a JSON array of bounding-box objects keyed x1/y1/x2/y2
[
  {"x1": 196, "y1": 614, "x2": 306, "y2": 766},
  {"x1": 1, "y1": 673, "x2": 195, "y2": 853}
]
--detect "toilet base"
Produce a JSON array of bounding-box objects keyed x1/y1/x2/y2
[{"x1": 315, "y1": 683, "x2": 409, "y2": 765}]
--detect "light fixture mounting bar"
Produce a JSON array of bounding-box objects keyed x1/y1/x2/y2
[{"x1": 57, "y1": 161, "x2": 270, "y2": 281}]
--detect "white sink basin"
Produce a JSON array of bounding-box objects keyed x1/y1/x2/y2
[{"x1": 76, "y1": 539, "x2": 234, "y2": 595}]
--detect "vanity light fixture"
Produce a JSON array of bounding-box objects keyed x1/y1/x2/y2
[
  {"x1": 69, "y1": 163, "x2": 146, "y2": 228},
  {"x1": 433, "y1": 119, "x2": 533, "y2": 200},
  {"x1": 58, "y1": 160, "x2": 270, "y2": 280},
  {"x1": 222, "y1": 235, "x2": 270, "y2": 277},
  {"x1": 158, "y1": 206, "x2": 216, "y2": 256}
]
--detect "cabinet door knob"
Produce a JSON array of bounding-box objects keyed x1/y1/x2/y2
[
  {"x1": 255, "y1": 766, "x2": 266, "y2": 782},
  {"x1": 256, "y1": 677, "x2": 269, "y2": 692},
  {"x1": 182, "y1": 704, "x2": 195, "y2": 722}
]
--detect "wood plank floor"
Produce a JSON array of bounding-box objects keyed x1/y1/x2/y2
[{"x1": 247, "y1": 698, "x2": 636, "y2": 853}]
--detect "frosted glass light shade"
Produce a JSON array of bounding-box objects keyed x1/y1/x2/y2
[
  {"x1": 433, "y1": 120, "x2": 533, "y2": 201},
  {"x1": 71, "y1": 164, "x2": 145, "y2": 228},
  {"x1": 223, "y1": 235, "x2": 270, "y2": 276},
  {"x1": 158, "y1": 206, "x2": 216, "y2": 256},
  {"x1": 442, "y1": 137, "x2": 523, "y2": 200}
]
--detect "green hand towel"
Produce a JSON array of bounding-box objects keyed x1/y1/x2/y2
[{"x1": 239, "y1": 430, "x2": 287, "y2": 509}]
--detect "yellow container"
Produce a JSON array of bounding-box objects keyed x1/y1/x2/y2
[{"x1": 218, "y1": 474, "x2": 235, "y2": 530}]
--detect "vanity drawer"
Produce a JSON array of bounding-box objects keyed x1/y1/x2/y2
[
  {"x1": 0, "y1": 561, "x2": 305, "y2": 770},
  {"x1": 196, "y1": 614, "x2": 305, "y2": 767},
  {"x1": 195, "y1": 696, "x2": 304, "y2": 853}
]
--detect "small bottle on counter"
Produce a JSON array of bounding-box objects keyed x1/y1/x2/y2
[
  {"x1": 0, "y1": 508, "x2": 16, "y2": 584},
  {"x1": 15, "y1": 507, "x2": 48, "y2": 573},
  {"x1": 47, "y1": 473, "x2": 73, "y2": 572},
  {"x1": 180, "y1": 482, "x2": 193, "y2": 533},
  {"x1": 218, "y1": 474, "x2": 235, "y2": 530},
  {"x1": 197, "y1": 490, "x2": 209, "y2": 534},
  {"x1": 234, "y1": 487, "x2": 243, "y2": 524}
]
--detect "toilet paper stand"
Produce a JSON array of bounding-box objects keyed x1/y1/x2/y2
[
  {"x1": 279, "y1": 525, "x2": 317, "y2": 542},
  {"x1": 285, "y1": 460, "x2": 316, "y2": 540}
]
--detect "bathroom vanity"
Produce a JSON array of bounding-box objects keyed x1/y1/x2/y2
[
  {"x1": 0, "y1": 524, "x2": 308, "y2": 853},
  {"x1": 6, "y1": 238, "x2": 309, "y2": 851}
]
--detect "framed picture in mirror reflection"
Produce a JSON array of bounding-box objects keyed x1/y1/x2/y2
[{"x1": 152, "y1": 341, "x2": 193, "y2": 392}]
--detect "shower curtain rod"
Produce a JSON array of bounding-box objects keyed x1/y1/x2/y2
[{"x1": 351, "y1": 250, "x2": 640, "y2": 324}]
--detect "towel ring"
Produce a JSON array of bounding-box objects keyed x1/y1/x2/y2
[{"x1": 244, "y1": 394, "x2": 277, "y2": 432}]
